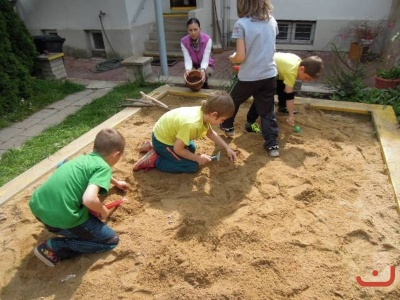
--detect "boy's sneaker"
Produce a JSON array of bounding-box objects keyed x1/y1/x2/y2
[
  {"x1": 265, "y1": 145, "x2": 280, "y2": 157},
  {"x1": 219, "y1": 124, "x2": 235, "y2": 137},
  {"x1": 138, "y1": 140, "x2": 153, "y2": 153},
  {"x1": 133, "y1": 149, "x2": 159, "y2": 172},
  {"x1": 245, "y1": 122, "x2": 262, "y2": 134},
  {"x1": 34, "y1": 241, "x2": 59, "y2": 267},
  {"x1": 278, "y1": 107, "x2": 298, "y2": 114}
]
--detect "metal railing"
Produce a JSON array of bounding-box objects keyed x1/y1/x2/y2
[{"x1": 133, "y1": 0, "x2": 146, "y2": 23}]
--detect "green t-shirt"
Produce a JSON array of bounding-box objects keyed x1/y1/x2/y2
[
  {"x1": 29, "y1": 152, "x2": 112, "y2": 228},
  {"x1": 274, "y1": 52, "x2": 301, "y2": 88},
  {"x1": 153, "y1": 106, "x2": 210, "y2": 146}
]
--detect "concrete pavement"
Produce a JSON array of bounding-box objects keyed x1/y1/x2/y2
[{"x1": 0, "y1": 81, "x2": 121, "y2": 157}]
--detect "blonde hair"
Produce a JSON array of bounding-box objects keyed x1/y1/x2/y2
[
  {"x1": 237, "y1": 0, "x2": 273, "y2": 20},
  {"x1": 201, "y1": 91, "x2": 235, "y2": 118},
  {"x1": 300, "y1": 56, "x2": 323, "y2": 78},
  {"x1": 93, "y1": 128, "x2": 125, "y2": 156}
]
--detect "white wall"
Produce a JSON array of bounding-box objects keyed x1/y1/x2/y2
[
  {"x1": 16, "y1": 0, "x2": 394, "y2": 57},
  {"x1": 224, "y1": 0, "x2": 393, "y2": 51},
  {"x1": 272, "y1": 0, "x2": 392, "y2": 20},
  {"x1": 16, "y1": 0, "x2": 156, "y2": 58}
]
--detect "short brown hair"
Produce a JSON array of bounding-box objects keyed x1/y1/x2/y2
[
  {"x1": 93, "y1": 128, "x2": 125, "y2": 156},
  {"x1": 237, "y1": 0, "x2": 273, "y2": 20},
  {"x1": 201, "y1": 91, "x2": 235, "y2": 118},
  {"x1": 300, "y1": 56, "x2": 323, "y2": 78}
]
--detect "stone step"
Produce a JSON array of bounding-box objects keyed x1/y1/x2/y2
[
  {"x1": 158, "y1": 22, "x2": 187, "y2": 32},
  {"x1": 163, "y1": 14, "x2": 188, "y2": 21},
  {"x1": 143, "y1": 50, "x2": 183, "y2": 59},
  {"x1": 145, "y1": 40, "x2": 182, "y2": 52},
  {"x1": 149, "y1": 31, "x2": 186, "y2": 41},
  {"x1": 144, "y1": 13, "x2": 189, "y2": 58}
]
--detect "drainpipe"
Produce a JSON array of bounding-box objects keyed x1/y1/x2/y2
[
  {"x1": 222, "y1": 0, "x2": 231, "y2": 50},
  {"x1": 221, "y1": 0, "x2": 226, "y2": 49},
  {"x1": 154, "y1": 0, "x2": 168, "y2": 75}
]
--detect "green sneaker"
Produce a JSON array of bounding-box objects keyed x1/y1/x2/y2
[{"x1": 245, "y1": 122, "x2": 261, "y2": 134}]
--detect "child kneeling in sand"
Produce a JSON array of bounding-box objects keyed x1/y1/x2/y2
[
  {"x1": 133, "y1": 91, "x2": 237, "y2": 173},
  {"x1": 29, "y1": 128, "x2": 129, "y2": 267}
]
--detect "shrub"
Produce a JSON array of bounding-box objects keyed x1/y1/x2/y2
[
  {"x1": 377, "y1": 65, "x2": 400, "y2": 80},
  {"x1": 0, "y1": 0, "x2": 37, "y2": 115},
  {"x1": 325, "y1": 43, "x2": 400, "y2": 118}
]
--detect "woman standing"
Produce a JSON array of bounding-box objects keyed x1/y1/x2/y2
[{"x1": 181, "y1": 18, "x2": 215, "y2": 88}]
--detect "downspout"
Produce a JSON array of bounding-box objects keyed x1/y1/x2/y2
[
  {"x1": 221, "y1": 0, "x2": 231, "y2": 50},
  {"x1": 154, "y1": 0, "x2": 168, "y2": 75},
  {"x1": 212, "y1": 0, "x2": 222, "y2": 52},
  {"x1": 221, "y1": 0, "x2": 226, "y2": 49}
]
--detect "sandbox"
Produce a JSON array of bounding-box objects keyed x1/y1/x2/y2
[{"x1": 1, "y1": 85, "x2": 400, "y2": 299}]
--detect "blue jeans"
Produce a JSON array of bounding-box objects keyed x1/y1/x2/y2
[
  {"x1": 152, "y1": 133, "x2": 199, "y2": 173},
  {"x1": 43, "y1": 215, "x2": 119, "y2": 260}
]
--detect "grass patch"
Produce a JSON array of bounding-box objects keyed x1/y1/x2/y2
[
  {"x1": 0, "y1": 79, "x2": 85, "y2": 129},
  {"x1": 0, "y1": 81, "x2": 162, "y2": 186}
]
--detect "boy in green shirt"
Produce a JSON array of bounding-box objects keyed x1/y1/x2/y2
[{"x1": 29, "y1": 128, "x2": 129, "y2": 267}]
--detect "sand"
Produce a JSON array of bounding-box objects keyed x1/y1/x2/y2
[{"x1": 1, "y1": 94, "x2": 400, "y2": 300}]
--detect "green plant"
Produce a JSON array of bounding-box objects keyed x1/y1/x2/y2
[
  {"x1": 325, "y1": 44, "x2": 369, "y2": 99},
  {"x1": 325, "y1": 44, "x2": 400, "y2": 118},
  {"x1": 0, "y1": 0, "x2": 38, "y2": 115},
  {"x1": 338, "y1": 20, "x2": 384, "y2": 45},
  {"x1": 376, "y1": 65, "x2": 400, "y2": 79}
]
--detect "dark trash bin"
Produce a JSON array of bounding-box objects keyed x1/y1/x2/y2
[{"x1": 34, "y1": 35, "x2": 66, "y2": 54}]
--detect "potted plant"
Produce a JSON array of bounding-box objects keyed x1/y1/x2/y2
[
  {"x1": 343, "y1": 21, "x2": 383, "y2": 61},
  {"x1": 375, "y1": 65, "x2": 400, "y2": 89}
]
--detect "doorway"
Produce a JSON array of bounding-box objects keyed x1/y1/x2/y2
[{"x1": 170, "y1": 0, "x2": 196, "y2": 8}]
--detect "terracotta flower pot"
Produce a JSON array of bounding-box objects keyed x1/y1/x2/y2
[
  {"x1": 184, "y1": 70, "x2": 204, "y2": 92},
  {"x1": 374, "y1": 76, "x2": 400, "y2": 89}
]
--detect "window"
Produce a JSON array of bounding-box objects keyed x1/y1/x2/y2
[
  {"x1": 277, "y1": 21, "x2": 316, "y2": 45},
  {"x1": 91, "y1": 31, "x2": 105, "y2": 50},
  {"x1": 41, "y1": 29, "x2": 58, "y2": 36}
]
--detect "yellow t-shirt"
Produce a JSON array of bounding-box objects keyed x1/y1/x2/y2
[
  {"x1": 153, "y1": 106, "x2": 210, "y2": 146},
  {"x1": 274, "y1": 52, "x2": 301, "y2": 88}
]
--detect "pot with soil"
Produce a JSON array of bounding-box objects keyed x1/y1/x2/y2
[
  {"x1": 375, "y1": 65, "x2": 400, "y2": 89},
  {"x1": 184, "y1": 70, "x2": 204, "y2": 91}
]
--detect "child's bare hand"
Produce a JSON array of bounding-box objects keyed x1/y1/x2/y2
[
  {"x1": 114, "y1": 180, "x2": 129, "y2": 192},
  {"x1": 198, "y1": 154, "x2": 212, "y2": 166},
  {"x1": 226, "y1": 148, "x2": 237, "y2": 162},
  {"x1": 287, "y1": 116, "x2": 295, "y2": 127}
]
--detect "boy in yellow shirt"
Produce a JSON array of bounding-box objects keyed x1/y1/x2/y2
[
  {"x1": 133, "y1": 91, "x2": 237, "y2": 173},
  {"x1": 246, "y1": 53, "x2": 323, "y2": 130}
]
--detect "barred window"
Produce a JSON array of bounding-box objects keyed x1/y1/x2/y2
[{"x1": 277, "y1": 21, "x2": 316, "y2": 45}]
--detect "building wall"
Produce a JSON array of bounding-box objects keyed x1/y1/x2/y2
[
  {"x1": 223, "y1": 0, "x2": 393, "y2": 51},
  {"x1": 15, "y1": 0, "x2": 395, "y2": 57},
  {"x1": 382, "y1": 0, "x2": 400, "y2": 65},
  {"x1": 16, "y1": 0, "x2": 156, "y2": 58}
]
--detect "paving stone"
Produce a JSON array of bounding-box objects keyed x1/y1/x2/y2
[
  {"x1": 72, "y1": 89, "x2": 112, "y2": 107},
  {"x1": 20, "y1": 123, "x2": 52, "y2": 137},
  {"x1": 0, "y1": 127, "x2": 24, "y2": 142},
  {"x1": 39, "y1": 105, "x2": 82, "y2": 125},
  {"x1": 10, "y1": 117, "x2": 43, "y2": 130},
  {"x1": 27, "y1": 108, "x2": 58, "y2": 120},
  {"x1": 0, "y1": 135, "x2": 30, "y2": 150}
]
